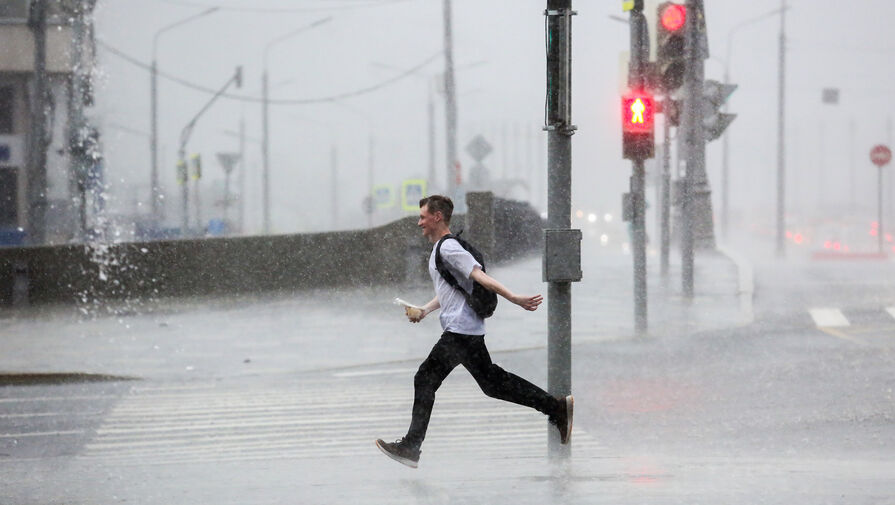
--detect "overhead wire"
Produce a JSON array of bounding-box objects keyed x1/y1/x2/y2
[{"x1": 96, "y1": 39, "x2": 440, "y2": 105}]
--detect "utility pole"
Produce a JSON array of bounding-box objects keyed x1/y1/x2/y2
[
  {"x1": 681, "y1": 0, "x2": 710, "y2": 298},
  {"x1": 262, "y1": 69, "x2": 270, "y2": 234},
  {"x1": 775, "y1": 0, "x2": 787, "y2": 257},
  {"x1": 331, "y1": 145, "x2": 339, "y2": 229},
  {"x1": 238, "y1": 114, "x2": 246, "y2": 233},
  {"x1": 26, "y1": 0, "x2": 49, "y2": 245},
  {"x1": 367, "y1": 134, "x2": 374, "y2": 229},
  {"x1": 443, "y1": 0, "x2": 459, "y2": 199},
  {"x1": 544, "y1": 0, "x2": 580, "y2": 460},
  {"x1": 427, "y1": 81, "x2": 436, "y2": 192}
]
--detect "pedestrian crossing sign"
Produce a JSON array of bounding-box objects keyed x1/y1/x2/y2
[{"x1": 401, "y1": 179, "x2": 427, "y2": 212}]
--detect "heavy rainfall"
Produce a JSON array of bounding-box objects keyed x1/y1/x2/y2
[{"x1": 1, "y1": 0, "x2": 894, "y2": 503}]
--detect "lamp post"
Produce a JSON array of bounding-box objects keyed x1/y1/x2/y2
[
  {"x1": 261, "y1": 16, "x2": 332, "y2": 235},
  {"x1": 177, "y1": 67, "x2": 242, "y2": 236},
  {"x1": 720, "y1": 5, "x2": 789, "y2": 242},
  {"x1": 150, "y1": 7, "x2": 218, "y2": 228}
]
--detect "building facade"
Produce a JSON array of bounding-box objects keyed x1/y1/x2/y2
[{"x1": 0, "y1": 0, "x2": 96, "y2": 245}]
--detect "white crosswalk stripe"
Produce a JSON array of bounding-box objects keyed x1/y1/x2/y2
[
  {"x1": 79, "y1": 375, "x2": 599, "y2": 466},
  {"x1": 887, "y1": 307, "x2": 895, "y2": 321},
  {"x1": 809, "y1": 308, "x2": 850, "y2": 327}
]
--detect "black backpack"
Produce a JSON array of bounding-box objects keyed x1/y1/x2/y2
[{"x1": 435, "y1": 233, "x2": 498, "y2": 319}]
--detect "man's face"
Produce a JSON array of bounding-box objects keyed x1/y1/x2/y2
[{"x1": 418, "y1": 204, "x2": 442, "y2": 242}]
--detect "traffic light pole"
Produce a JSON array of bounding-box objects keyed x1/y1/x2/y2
[
  {"x1": 681, "y1": 0, "x2": 709, "y2": 298},
  {"x1": 628, "y1": 4, "x2": 649, "y2": 334},
  {"x1": 660, "y1": 112, "x2": 671, "y2": 276},
  {"x1": 545, "y1": 0, "x2": 576, "y2": 460}
]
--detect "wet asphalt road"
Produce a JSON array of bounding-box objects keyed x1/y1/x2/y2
[{"x1": 1, "y1": 244, "x2": 894, "y2": 504}]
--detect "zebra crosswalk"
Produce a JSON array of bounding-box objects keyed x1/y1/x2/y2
[{"x1": 78, "y1": 372, "x2": 600, "y2": 466}]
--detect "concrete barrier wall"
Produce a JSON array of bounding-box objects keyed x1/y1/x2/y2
[{"x1": 0, "y1": 193, "x2": 543, "y2": 306}]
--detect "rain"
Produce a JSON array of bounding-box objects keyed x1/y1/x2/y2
[{"x1": 1, "y1": 0, "x2": 894, "y2": 503}]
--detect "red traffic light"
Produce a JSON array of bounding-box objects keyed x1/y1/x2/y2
[
  {"x1": 622, "y1": 93, "x2": 655, "y2": 134},
  {"x1": 660, "y1": 3, "x2": 686, "y2": 32}
]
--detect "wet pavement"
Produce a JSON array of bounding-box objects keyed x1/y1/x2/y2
[{"x1": 3, "y1": 236, "x2": 894, "y2": 504}]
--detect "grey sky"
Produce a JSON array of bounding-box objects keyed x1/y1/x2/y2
[{"x1": 92, "y1": 0, "x2": 895, "y2": 234}]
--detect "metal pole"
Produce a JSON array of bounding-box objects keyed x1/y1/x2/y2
[
  {"x1": 179, "y1": 155, "x2": 188, "y2": 234},
  {"x1": 632, "y1": 161, "x2": 647, "y2": 332},
  {"x1": 331, "y1": 145, "x2": 339, "y2": 229},
  {"x1": 661, "y1": 114, "x2": 671, "y2": 276},
  {"x1": 545, "y1": 0, "x2": 574, "y2": 459},
  {"x1": 682, "y1": 0, "x2": 707, "y2": 298},
  {"x1": 367, "y1": 134, "x2": 374, "y2": 229},
  {"x1": 879, "y1": 166, "x2": 884, "y2": 255},
  {"x1": 887, "y1": 117, "x2": 893, "y2": 234},
  {"x1": 193, "y1": 157, "x2": 202, "y2": 232},
  {"x1": 428, "y1": 86, "x2": 436, "y2": 191},
  {"x1": 26, "y1": 0, "x2": 48, "y2": 245},
  {"x1": 628, "y1": 5, "x2": 648, "y2": 333},
  {"x1": 849, "y1": 118, "x2": 855, "y2": 214},
  {"x1": 775, "y1": 0, "x2": 787, "y2": 257},
  {"x1": 262, "y1": 70, "x2": 270, "y2": 234},
  {"x1": 443, "y1": 0, "x2": 459, "y2": 198},
  {"x1": 721, "y1": 66, "x2": 731, "y2": 242},
  {"x1": 150, "y1": 60, "x2": 160, "y2": 225},
  {"x1": 238, "y1": 114, "x2": 245, "y2": 234}
]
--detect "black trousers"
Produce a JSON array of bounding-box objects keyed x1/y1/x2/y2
[{"x1": 404, "y1": 331, "x2": 559, "y2": 448}]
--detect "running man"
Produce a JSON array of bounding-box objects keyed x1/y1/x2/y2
[{"x1": 375, "y1": 195, "x2": 573, "y2": 468}]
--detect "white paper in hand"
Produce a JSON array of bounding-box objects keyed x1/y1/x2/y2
[{"x1": 393, "y1": 298, "x2": 422, "y2": 310}]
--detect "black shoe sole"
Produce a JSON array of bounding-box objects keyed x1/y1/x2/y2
[
  {"x1": 375, "y1": 439, "x2": 419, "y2": 469},
  {"x1": 562, "y1": 395, "x2": 574, "y2": 445}
]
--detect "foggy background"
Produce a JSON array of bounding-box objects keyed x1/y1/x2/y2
[{"x1": 90, "y1": 0, "x2": 895, "y2": 237}]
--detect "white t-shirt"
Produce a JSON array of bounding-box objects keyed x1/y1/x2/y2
[{"x1": 429, "y1": 237, "x2": 486, "y2": 336}]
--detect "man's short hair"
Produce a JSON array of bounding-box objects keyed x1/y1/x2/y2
[{"x1": 419, "y1": 195, "x2": 453, "y2": 224}]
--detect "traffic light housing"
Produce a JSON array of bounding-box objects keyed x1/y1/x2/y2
[
  {"x1": 656, "y1": 2, "x2": 687, "y2": 93},
  {"x1": 702, "y1": 79, "x2": 737, "y2": 141},
  {"x1": 622, "y1": 91, "x2": 655, "y2": 160}
]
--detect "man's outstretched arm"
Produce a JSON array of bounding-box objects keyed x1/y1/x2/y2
[{"x1": 470, "y1": 267, "x2": 543, "y2": 311}]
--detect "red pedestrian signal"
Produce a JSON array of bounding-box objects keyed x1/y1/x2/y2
[{"x1": 622, "y1": 91, "x2": 655, "y2": 159}]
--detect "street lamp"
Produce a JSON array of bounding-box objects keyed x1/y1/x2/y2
[
  {"x1": 178, "y1": 66, "x2": 243, "y2": 236},
  {"x1": 720, "y1": 5, "x2": 789, "y2": 243},
  {"x1": 150, "y1": 7, "x2": 219, "y2": 228},
  {"x1": 261, "y1": 16, "x2": 332, "y2": 235}
]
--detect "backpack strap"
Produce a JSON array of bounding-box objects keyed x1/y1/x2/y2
[{"x1": 435, "y1": 234, "x2": 467, "y2": 295}]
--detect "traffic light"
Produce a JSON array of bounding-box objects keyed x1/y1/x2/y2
[
  {"x1": 622, "y1": 90, "x2": 655, "y2": 159},
  {"x1": 656, "y1": 2, "x2": 687, "y2": 93},
  {"x1": 702, "y1": 79, "x2": 737, "y2": 141}
]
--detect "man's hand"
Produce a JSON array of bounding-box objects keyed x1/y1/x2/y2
[
  {"x1": 406, "y1": 306, "x2": 425, "y2": 323},
  {"x1": 511, "y1": 294, "x2": 543, "y2": 312}
]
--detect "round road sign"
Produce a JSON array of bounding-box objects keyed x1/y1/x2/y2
[{"x1": 870, "y1": 145, "x2": 891, "y2": 167}]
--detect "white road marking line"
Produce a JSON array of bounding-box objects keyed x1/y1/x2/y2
[
  {"x1": 809, "y1": 308, "x2": 850, "y2": 327},
  {"x1": 0, "y1": 411, "x2": 103, "y2": 419},
  {"x1": 94, "y1": 409, "x2": 541, "y2": 436},
  {"x1": 0, "y1": 395, "x2": 111, "y2": 403},
  {"x1": 0, "y1": 430, "x2": 84, "y2": 439},
  {"x1": 886, "y1": 307, "x2": 895, "y2": 321},
  {"x1": 332, "y1": 368, "x2": 418, "y2": 378}
]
